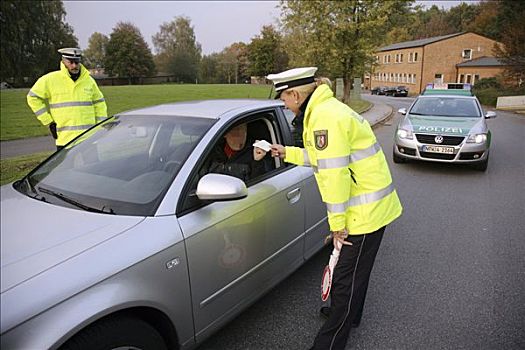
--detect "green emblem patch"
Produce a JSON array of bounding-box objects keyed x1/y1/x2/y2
[{"x1": 314, "y1": 130, "x2": 328, "y2": 150}]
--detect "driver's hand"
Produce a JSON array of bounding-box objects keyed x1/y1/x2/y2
[{"x1": 253, "y1": 140, "x2": 267, "y2": 161}]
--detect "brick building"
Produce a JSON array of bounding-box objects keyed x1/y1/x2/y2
[{"x1": 369, "y1": 32, "x2": 504, "y2": 95}]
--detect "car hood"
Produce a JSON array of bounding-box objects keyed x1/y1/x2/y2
[
  {"x1": 0, "y1": 184, "x2": 145, "y2": 293},
  {"x1": 403, "y1": 114, "x2": 486, "y2": 136}
]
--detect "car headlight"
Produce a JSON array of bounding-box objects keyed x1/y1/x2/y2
[
  {"x1": 466, "y1": 133, "x2": 487, "y2": 144},
  {"x1": 396, "y1": 128, "x2": 413, "y2": 139}
]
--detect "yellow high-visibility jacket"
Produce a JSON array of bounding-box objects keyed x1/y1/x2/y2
[
  {"x1": 27, "y1": 62, "x2": 107, "y2": 146},
  {"x1": 285, "y1": 84, "x2": 402, "y2": 234}
]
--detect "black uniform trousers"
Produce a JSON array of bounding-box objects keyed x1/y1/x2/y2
[{"x1": 311, "y1": 226, "x2": 386, "y2": 350}]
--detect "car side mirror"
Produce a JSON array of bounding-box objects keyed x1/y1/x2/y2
[
  {"x1": 196, "y1": 173, "x2": 247, "y2": 201},
  {"x1": 485, "y1": 111, "x2": 497, "y2": 119},
  {"x1": 398, "y1": 108, "x2": 407, "y2": 115}
]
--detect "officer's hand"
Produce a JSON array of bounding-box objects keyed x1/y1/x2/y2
[
  {"x1": 48, "y1": 122, "x2": 58, "y2": 139},
  {"x1": 331, "y1": 230, "x2": 353, "y2": 247},
  {"x1": 270, "y1": 144, "x2": 285, "y2": 159},
  {"x1": 253, "y1": 140, "x2": 267, "y2": 161}
]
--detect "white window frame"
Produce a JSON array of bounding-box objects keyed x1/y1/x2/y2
[{"x1": 462, "y1": 49, "x2": 472, "y2": 60}]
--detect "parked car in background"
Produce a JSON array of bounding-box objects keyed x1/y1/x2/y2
[
  {"x1": 371, "y1": 86, "x2": 388, "y2": 95},
  {"x1": 393, "y1": 92, "x2": 496, "y2": 171},
  {"x1": 385, "y1": 86, "x2": 409, "y2": 97},
  {"x1": 0, "y1": 100, "x2": 328, "y2": 350}
]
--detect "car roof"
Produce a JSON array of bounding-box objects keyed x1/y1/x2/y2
[
  {"x1": 422, "y1": 89, "x2": 472, "y2": 96},
  {"x1": 116, "y1": 99, "x2": 284, "y2": 119},
  {"x1": 417, "y1": 94, "x2": 476, "y2": 100}
]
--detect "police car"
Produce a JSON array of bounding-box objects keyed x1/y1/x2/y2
[{"x1": 393, "y1": 83, "x2": 496, "y2": 171}]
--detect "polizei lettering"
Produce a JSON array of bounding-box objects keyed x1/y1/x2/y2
[{"x1": 417, "y1": 126, "x2": 463, "y2": 133}]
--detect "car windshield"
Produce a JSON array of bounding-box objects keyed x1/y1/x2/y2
[
  {"x1": 15, "y1": 115, "x2": 215, "y2": 216},
  {"x1": 409, "y1": 97, "x2": 481, "y2": 117}
]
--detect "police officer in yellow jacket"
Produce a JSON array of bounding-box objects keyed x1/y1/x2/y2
[
  {"x1": 27, "y1": 48, "x2": 107, "y2": 150},
  {"x1": 268, "y1": 67, "x2": 402, "y2": 350}
]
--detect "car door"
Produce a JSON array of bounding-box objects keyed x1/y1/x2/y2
[{"x1": 176, "y1": 111, "x2": 306, "y2": 341}]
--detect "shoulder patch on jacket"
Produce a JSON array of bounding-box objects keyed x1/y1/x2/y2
[{"x1": 314, "y1": 130, "x2": 328, "y2": 150}]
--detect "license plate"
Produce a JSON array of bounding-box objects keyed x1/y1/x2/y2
[{"x1": 422, "y1": 145, "x2": 454, "y2": 154}]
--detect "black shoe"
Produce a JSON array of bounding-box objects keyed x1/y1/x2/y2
[{"x1": 319, "y1": 307, "x2": 361, "y2": 328}]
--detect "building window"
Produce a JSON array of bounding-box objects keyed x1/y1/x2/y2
[
  {"x1": 414, "y1": 52, "x2": 418, "y2": 62},
  {"x1": 474, "y1": 74, "x2": 480, "y2": 84},
  {"x1": 400, "y1": 54, "x2": 403, "y2": 63},
  {"x1": 459, "y1": 74, "x2": 465, "y2": 83},
  {"x1": 413, "y1": 74, "x2": 416, "y2": 83},
  {"x1": 462, "y1": 49, "x2": 472, "y2": 60},
  {"x1": 434, "y1": 74, "x2": 443, "y2": 84},
  {"x1": 409, "y1": 52, "x2": 413, "y2": 62},
  {"x1": 466, "y1": 74, "x2": 472, "y2": 84},
  {"x1": 387, "y1": 55, "x2": 391, "y2": 64}
]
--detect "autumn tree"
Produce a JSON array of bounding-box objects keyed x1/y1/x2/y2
[
  {"x1": 83, "y1": 32, "x2": 109, "y2": 69},
  {"x1": 281, "y1": 0, "x2": 409, "y2": 103},
  {"x1": 153, "y1": 16, "x2": 202, "y2": 83},
  {"x1": 105, "y1": 22, "x2": 156, "y2": 83},
  {"x1": 492, "y1": 0, "x2": 525, "y2": 86},
  {"x1": 247, "y1": 25, "x2": 288, "y2": 77},
  {"x1": 0, "y1": 0, "x2": 77, "y2": 86},
  {"x1": 219, "y1": 42, "x2": 249, "y2": 84}
]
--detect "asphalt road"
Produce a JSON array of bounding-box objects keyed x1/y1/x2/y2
[{"x1": 198, "y1": 95, "x2": 525, "y2": 350}]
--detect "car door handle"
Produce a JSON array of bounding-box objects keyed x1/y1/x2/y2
[{"x1": 286, "y1": 188, "x2": 301, "y2": 204}]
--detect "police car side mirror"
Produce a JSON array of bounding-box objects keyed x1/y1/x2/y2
[
  {"x1": 484, "y1": 111, "x2": 497, "y2": 119},
  {"x1": 398, "y1": 108, "x2": 407, "y2": 115}
]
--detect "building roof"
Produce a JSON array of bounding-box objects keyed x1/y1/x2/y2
[
  {"x1": 377, "y1": 32, "x2": 465, "y2": 52},
  {"x1": 456, "y1": 56, "x2": 506, "y2": 67}
]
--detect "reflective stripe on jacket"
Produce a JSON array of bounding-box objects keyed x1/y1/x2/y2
[
  {"x1": 284, "y1": 84, "x2": 402, "y2": 234},
  {"x1": 27, "y1": 62, "x2": 107, "y2": 146}
]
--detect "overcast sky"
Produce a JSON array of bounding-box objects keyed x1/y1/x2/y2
[{"x1": 64, "y1": 1, "x2": 478, "y2": 55}]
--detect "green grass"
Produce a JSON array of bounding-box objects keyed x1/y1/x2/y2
[
  {"x1": 1, "y1": 151, "x2": 52, "y2": 185},
  {"x1": 0, "y1": 84, "x2": 273, "y2": 141}
]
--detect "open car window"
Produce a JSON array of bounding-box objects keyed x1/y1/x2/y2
[{"x1": 179, "y1": 111, "x2": 282, "y2": 215}]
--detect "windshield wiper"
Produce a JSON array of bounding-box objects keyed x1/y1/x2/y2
[
  {"x1": 22, "y1": 178, "x2": 46, "y2": 201},
  {"x1": 37, "y1": 186, "x2": 115, "y2": 214}
]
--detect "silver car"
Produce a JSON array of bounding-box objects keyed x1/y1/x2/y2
[
  {"x1": 1, "y1": 100, "x2": 328, "y2": 349},
  {"x1": 393, "y1": 94, "x2": 496, "y2": 171}
]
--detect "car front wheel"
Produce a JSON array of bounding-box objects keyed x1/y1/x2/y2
[{"x1": 59, "y1": 316, "x2": 168, "y2": 350}]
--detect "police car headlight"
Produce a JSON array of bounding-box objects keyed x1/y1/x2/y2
[
  {"x1": 397, "y1": 128, "x2": 413, "y2": 139},
  {"x1": 467, "y1": 133, "x2": 487, "y2": 144}
]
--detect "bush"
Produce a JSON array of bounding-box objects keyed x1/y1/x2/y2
[{"x1": 473, "y1": 77, "x2": 501, "y2": 90}]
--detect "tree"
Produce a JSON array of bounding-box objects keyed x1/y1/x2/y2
[
  {"x1": 105, "y1": 22, "x2": 155, "y2": 83},
  {"x1": 445, "y1": 3, "x2": 480, "y2": 34},
  {"x1": 153, "y1": 16, "x2": 202, "y2": 83},
  {"x1": 0, "y1": 0, "x2": 77, "y2": 86},
  {"x1": 492, "y1": 0, "x2": 525, "y2": 86},
  {"x1": 281, "y1": 0, "x2": 410, "y2": 103},
  {"x1": 83, "y1": 32, "x2": 109, "y2": 69},
  {"x1": 247, "y1": 25, "x2": 288, "y2": 77},
  {"x1": 199, "y1": 53, "x2": 221, "y2": 83}
]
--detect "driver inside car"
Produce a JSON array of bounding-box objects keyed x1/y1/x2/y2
[{"x1": 204, "y1": 123, "x2": 272, "y2": 182}]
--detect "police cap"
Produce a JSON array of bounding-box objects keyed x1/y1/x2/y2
[
  {"x1": 58, "y1": 48, "x2": 82, "y2": 62},
  {"x1": 267, "y1": 67, "x2": 318, "y2": 99}
]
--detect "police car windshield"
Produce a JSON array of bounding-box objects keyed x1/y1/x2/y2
[{"x1": 410, "y1": 97, "x2": 481, "y2": 118}]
